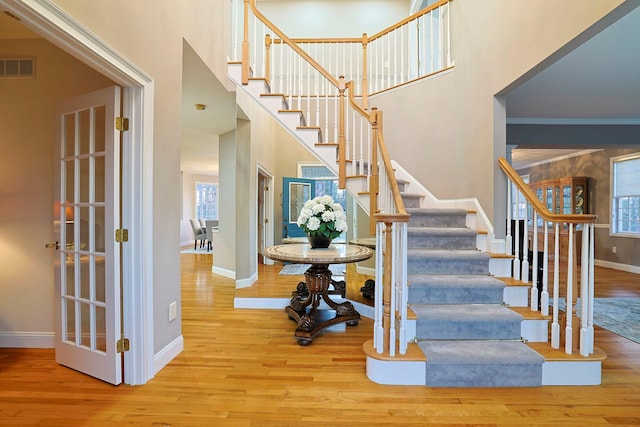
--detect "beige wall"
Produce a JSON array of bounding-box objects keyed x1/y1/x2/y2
[
  {"x1": 371, "y1": 0, "x2": 625, "y2": 232},
  {"x1": 257, "y1": 0, "x2": 412, "y2": 38},
  {"x1": 0, "y1": 38, "x2": 113, "y2": 341}
]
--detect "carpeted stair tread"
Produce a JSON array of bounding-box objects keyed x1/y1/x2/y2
[
  {"x1": 408, "y1": 274, "x2": 505, "y2": 304},
  {"x1": 418, "y1": 340, "x2": 544, "y2": 387},
  {"x1": 412, "y1": 304, "x2": 523, "y2": 340},
  {"x1": 407, "y1": 227, "x2": 477, "y2": 250},
  {"x1": 407, "y1": 249, "x2": 490, "y2": 275}
]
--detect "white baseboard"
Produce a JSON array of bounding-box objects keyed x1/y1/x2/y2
[
  {"x1": 0, "y1": 331, "x2": 54, "y2": 348},
  {"x1": 213, "y1": 265, "x2": 236, "y2": 279},
  {"x1": 153, "y1": 334, "x2": 184, "y2": 376},
  {"x1": 594, "y1": 259, "x2": 640, "y2": 274},
  {"x1": 236, "y1": 272, "x2": 257, "y2": 289},
  {"x1": 234, "y1": 297, "x2": 289, "y2": 309}
]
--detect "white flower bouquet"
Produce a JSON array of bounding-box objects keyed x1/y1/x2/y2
[{"x1": 296, "y1": 195, "x2": 348, "y2": 239}]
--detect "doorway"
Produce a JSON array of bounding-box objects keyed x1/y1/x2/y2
[{"x1": 2, "y1": 1, "x2": 154, "y2": 385}]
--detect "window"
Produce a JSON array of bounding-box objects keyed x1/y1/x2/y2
[
  {"x1": 195, "y1": 182, "x2": 218, "y2": 220},
  {"x1": 511, "y1": 174, "x2": 529, "y2": 220},
  {"x1": 299, "y1": 164, "x2": 347, "y2": 209},
  {"x1": 611, "y1": 154, "x2": 640, "y2": 236}
]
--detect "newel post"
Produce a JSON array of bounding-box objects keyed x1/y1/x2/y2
[
  {"x1": 264, "y1": 34, "x2": 272, "y2": 86},
  {"x1": 338, "y1": 76, "x2": 346, "y2": 189},
  {"x1": 369, "y1": 108, "x2": 379, "y2": 235},
  {"x1": 361, "y1": 33, "x2": 369, "y2": 110},
  {"x1": 381, "y1": 219, "x2": 394, "y2": 354},
  {"x1": 241, "y1": 0, "x2": 250, "y2": 85}
]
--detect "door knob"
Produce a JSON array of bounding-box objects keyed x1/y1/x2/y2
[{"x1": 45, "y1": 241, "x2": 60, "y2": 250}]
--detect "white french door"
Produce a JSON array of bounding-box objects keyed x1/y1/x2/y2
[{"x1": 53, "y1": 86, "x2": 122, "y2": 385}]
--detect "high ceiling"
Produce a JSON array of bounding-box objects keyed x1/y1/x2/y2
[{"x1": 3, "y1": 2, "x2": 640, "y2": 173}]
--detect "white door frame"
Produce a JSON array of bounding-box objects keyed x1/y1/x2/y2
[
  {"x1": 257, "y1": 164, "x2": 274, "y2": 266},
  {"x1": 2, "y1": 0, "x2": 155, "y2": 385}
]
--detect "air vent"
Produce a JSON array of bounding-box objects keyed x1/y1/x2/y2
[{"x1": 0, "y1": 58, "x2": 35, "y2": 78}]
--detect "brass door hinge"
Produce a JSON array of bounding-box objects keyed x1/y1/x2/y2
[
  {"x1": 115, "y1": 228, "x2": 129, "y2": 243},
  {"x1": 115, "y1": 117, "x2": 129, "y2": 132},
  {"x1": 116, "y1": 337, "x2": 130, "y2": 353}
]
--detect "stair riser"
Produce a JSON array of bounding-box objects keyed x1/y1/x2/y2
[
  {"x1": 407, "y1": 258, "x2": 489, "y2": 275},
  {"x1": 416, "y1": 319, "x2": 521, "y2": 340},
  {"x1": 426, "y1": 364, "x2": 543, "y2": 387},
  {"x1": 409, "y1": 215, "x2": 467, "y2": 228},
  {"x1": 408, "y1": 286, "x2": 504, "y2": 304},
  {"x1": 407, "y1": 235, "x2": 476, "y2": 250}
]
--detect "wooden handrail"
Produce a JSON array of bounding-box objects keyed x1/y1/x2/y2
[
  {"x1": 249, "y1": 0, "x2": 339, "y2": 88},
  {"x1": 374, "y1": 111, "x2": 407, "y2": 216},
  {"x1": 498, "y1": 157, "x2": 596, "y2": 224},
  {"x1": 368, "y1": 0, "x2": 452, "y2": 42}
]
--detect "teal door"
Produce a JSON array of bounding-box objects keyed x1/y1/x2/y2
[{"x1": 283, "y1": 177, "x2": 315, "y2": 237}]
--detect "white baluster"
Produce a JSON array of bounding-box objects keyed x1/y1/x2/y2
[
  {"x1": 530, "y1": 212, "x2": 539, "y2": 311},
  {"x1": 513, "y1": 189, "x2": 521, "y2": 281},
  {"x1": 550, "y1": 223, "x2": 559, "y2": 347},
  {"x1": 521, "y1": 194, "x2": 529, "y2": 284},
  {"x1": 565, "y1": 224, "x2": 574, "y2": 354},
  {"x1": 541, "y1": 221, "x2": 550, "y2": 317},
  {"x1": 580, "y1": 223, "x2": 590, "y2": 356},
  {"x1": 374, "y1": 222, "x2": 384, "y2": 353},
  {"x1": 587, "y1": 223, "x2": 595, "y2": 353},
  {"x1": 506, "y1": 180, "x2": 512, "y2": 257}
]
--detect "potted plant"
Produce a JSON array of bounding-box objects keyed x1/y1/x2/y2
[{"x1": 296, "y1": 195, "x2": 348, "y2": 248}]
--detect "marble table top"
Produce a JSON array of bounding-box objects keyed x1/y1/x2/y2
[
  {"x1": 263, "y1": 243, "x2": 373, "y2": 265},
  {"x1": 348, "y1": 237, "x2": 376, "y2": 249}
]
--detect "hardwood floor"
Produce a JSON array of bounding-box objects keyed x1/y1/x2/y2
[{"x1": 1, "y1": 254, "x2": 640, "y2": 426}]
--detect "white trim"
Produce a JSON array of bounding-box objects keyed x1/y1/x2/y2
[
  {"x1": 0, "y1": 332, "x2": 55, "y2": 348},
  {"x1": 507, "y1": 117, "x2": 640, "y2": 125},
  {"x1": 153, "y1": 335, "x2": 184, "y2": 376},
  {"x1": 213, "y1": 265, "x2": 236, "y2": 279},
  {"x1": 236, "y1": 272, "x2": 257, "y2": 289},
  {"x1": 594, "y1": 259, "x2": 640, "y2": 275},
  {"x1": 257, "y1": 164, "x2": 275, "y2": 266},
  {"x1": 234, "y1": 297, "x2": 290, "y2": 309},
  {"x1": 2, "y1": 0, "x2": 155, "y2": 385},
  {"x1": 517, "y1": 149, "x2": 603, "y2": 169}
]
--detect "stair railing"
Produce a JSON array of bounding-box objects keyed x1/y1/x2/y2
[
  {"x1": 499, "y1": 158, "x2": 597, "y2": 356},
  {"x1": 247, "y1": 0, "x2": 454, "y2": 108},
  {"x1": 233, "y1": 0, "x2": 412, "y2": 356}
]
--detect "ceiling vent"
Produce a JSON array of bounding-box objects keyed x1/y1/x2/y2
[{"x1": 0, "y1": 58, "x2": 35, "y2": 78}]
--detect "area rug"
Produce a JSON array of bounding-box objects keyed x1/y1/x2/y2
[
  {"x1": 555, "y1": 298, "x2": 640, "y2": 344},
  {"x1": 279, "y1": 263, "x2": 346, "y2": 276}
]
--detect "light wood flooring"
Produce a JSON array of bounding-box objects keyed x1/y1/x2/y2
[{"x1": 1, "y1": 254, "x2": 639, "y2": 426}]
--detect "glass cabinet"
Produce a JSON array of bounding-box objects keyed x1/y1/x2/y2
[{"x1": 530, "y1": 176, "x2": 589, "y2": 216}]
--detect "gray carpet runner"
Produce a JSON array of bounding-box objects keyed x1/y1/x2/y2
[{"x1": 405, "y1": 203, "x2": 544, "y2": 387}]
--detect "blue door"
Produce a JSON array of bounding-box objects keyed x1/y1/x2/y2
[{"x1": 283, "y1": 177, "x2": 315, "y2": 237}]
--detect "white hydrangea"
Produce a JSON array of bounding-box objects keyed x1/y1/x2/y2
[{"x1": 296, "y1": 195, "x2": 348, "y2": 238}]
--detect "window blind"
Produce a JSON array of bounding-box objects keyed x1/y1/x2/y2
[{"x1": 614, "y1": 156, "x2": 640, "y2": 197}]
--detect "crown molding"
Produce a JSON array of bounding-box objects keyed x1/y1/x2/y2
[{"x1": 507, "y1": 117, "x2": 640, "y2": 125}]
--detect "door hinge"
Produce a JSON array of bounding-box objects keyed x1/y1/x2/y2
[
  {"x1": 115, "y1": 228, "x2": 129, "y2": 243},
  {"x1": 116, "y1": 337, "x2": 130, "y2": 353},
  {"x1": 264, "y1": 218, "x2": 268, "y2": 223},
  {"x1": 115, "y1": 117, "x2": 129, "y2": 132}
]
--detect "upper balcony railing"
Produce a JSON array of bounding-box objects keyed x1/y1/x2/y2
[{"x1": 231, "y1": 0, "x2": 454, "y2": 107}]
